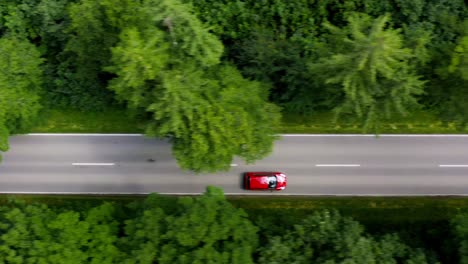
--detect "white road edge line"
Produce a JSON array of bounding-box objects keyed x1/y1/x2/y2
[
  {"x1": 3, "y1": 191, "x2": 468, "y2": 196},
  {"x1": 316, "y1": 164, "x2": 360, "y2": 167},
  {"x1": 282, "y1": 134, "x2": 468, "y2": 137},
  {"x1": 439, "y1": 165, "x2": 468, "y2": 167},
  {"x1": 28, "y1": 133, "x2": 142, "y2": 136},
  {"x1": 26, "y1": 133, "x2": 468, "y2": 137},
  {"x1": 72, "y1": 163, "x2": 115, "y2": 166},
  {"x1": 230, "y1": 164, "x2": 238, "y2": 166}
]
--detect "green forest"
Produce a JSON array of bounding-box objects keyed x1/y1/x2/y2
[
  {"x1": 0, "y1": 1, "x2": 468, "y2": 262},
  {"x1": 3, "y1": 187, "x2": 468, "y2": 263},
  {"x1": 0, "y1": 0, "x2": 466, "y2": 171}
]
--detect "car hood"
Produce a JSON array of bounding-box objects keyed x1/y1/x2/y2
[{"x1": 276, "y1": 174, "x2": 287, "y2": 189}]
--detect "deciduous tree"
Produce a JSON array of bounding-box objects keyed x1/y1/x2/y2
[
  {"x1": 63, "y1": 0, "x2": 119, "y2": 110},
  {"x1": 0, "y1": 202, "x2": 121, "y2": 263},
  {"x1": 452, "y1": 212, "x2": 468, "y2": 264},
  {"x1": 258, "y1": 209, "x2": 428, "y2": 264},
  {"x1": 311, "y1": 13, "x2": 425, "y2": 132},
  {"x1": 0, "y1": 36, "x2": 43, "y2": 161},
  {"x1": 449, "y1": 36, "x2": 468, "y2": 80},
  {"x1": 160, "y1": 186, "x2": 258, "y2": 264},
  {"x1": 120, "y1": 187, "x2": 258, "y2": 264},
  {"x1": 119, "y1": 205, "x2": 167, "y2": 263},
  {"x1": 442, "y1": 33, "x2": 468, "y2": 129},
  {"x1": 105, "y1": 0, "x2": 280, "y2": 172}
]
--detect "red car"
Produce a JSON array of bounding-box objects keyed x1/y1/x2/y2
[{"x1": 244, "y1": 172, "x2": 287, "y2": 191}]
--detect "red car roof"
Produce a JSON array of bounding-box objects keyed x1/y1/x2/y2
[{"x1": 245, "y1": 172, "x2": 287, "y2": 190}]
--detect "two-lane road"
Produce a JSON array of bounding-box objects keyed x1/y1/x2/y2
[{"x1": 1, "y1": 134, "x2": 468, "y2": 195}]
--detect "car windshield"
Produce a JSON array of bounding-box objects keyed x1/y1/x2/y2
[{"x1": 267, "y1": 176, "x2": 277, "y2": 189}]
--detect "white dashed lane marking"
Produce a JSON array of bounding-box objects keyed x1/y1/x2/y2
[
  {"x1": 315, "y1": 164, "x2": 361, "y2": 167},
  {"x1": 72, "y1": 163, "x2": 115, "y2": 166},
  {"x1": 439, "y1": 165, "x2": 468, "y2": 168}
]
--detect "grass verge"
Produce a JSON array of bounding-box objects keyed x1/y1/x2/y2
[
  {"x1": 228, "y1": 195, "x2": 466, "y2": 226},
  {"x1": 31, "y1": 108, "x2": 145, "y2": 133},
  {"x1": 30, "y1": 108, "x2": 467, "y2": 134},
  {"x1": 278, "y1": 110, "x2": 468, "y2": 134}
]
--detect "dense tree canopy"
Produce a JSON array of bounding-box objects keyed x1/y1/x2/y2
[
  {"x1": 452, "y1": 212, "x2": 468, "y2": 264},
  {"x1": 258, "y1": 209, "x2": 428, "y2": 264},
  {"x1": 190, "y1": 0, "x2": 467, "y2": 123},
  {"x1": 0, "y1": 202, "x2": 121, "y2": 263},
  {"x1": 0, "y1": 187, "x2": 259, "y2": 263},
  {"x1": 311, "y1": 13, "x2": 425, "y2": 132},
  {"x1": 449, "y1": 36, "x2": 468, "y2": 80},
  {"x1": 155, "y1": 187, "x2": 258, "y2": 264},
  {"x1": 0, "y1": 187, "x2": 445, "y2": 263},
  {"x1": 101, "y1": 0, "x2": 280, "y2": 172},
  {"x1": 439, "y1": 27, "x2": 468, "y2": 129},
  {"x1": 0, "y1": 36, "x2": 43, "y2": 160}
]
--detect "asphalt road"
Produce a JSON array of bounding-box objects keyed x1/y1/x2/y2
[{"x1": 1, "y1": 134, "x2": 468, "y2": 195}]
